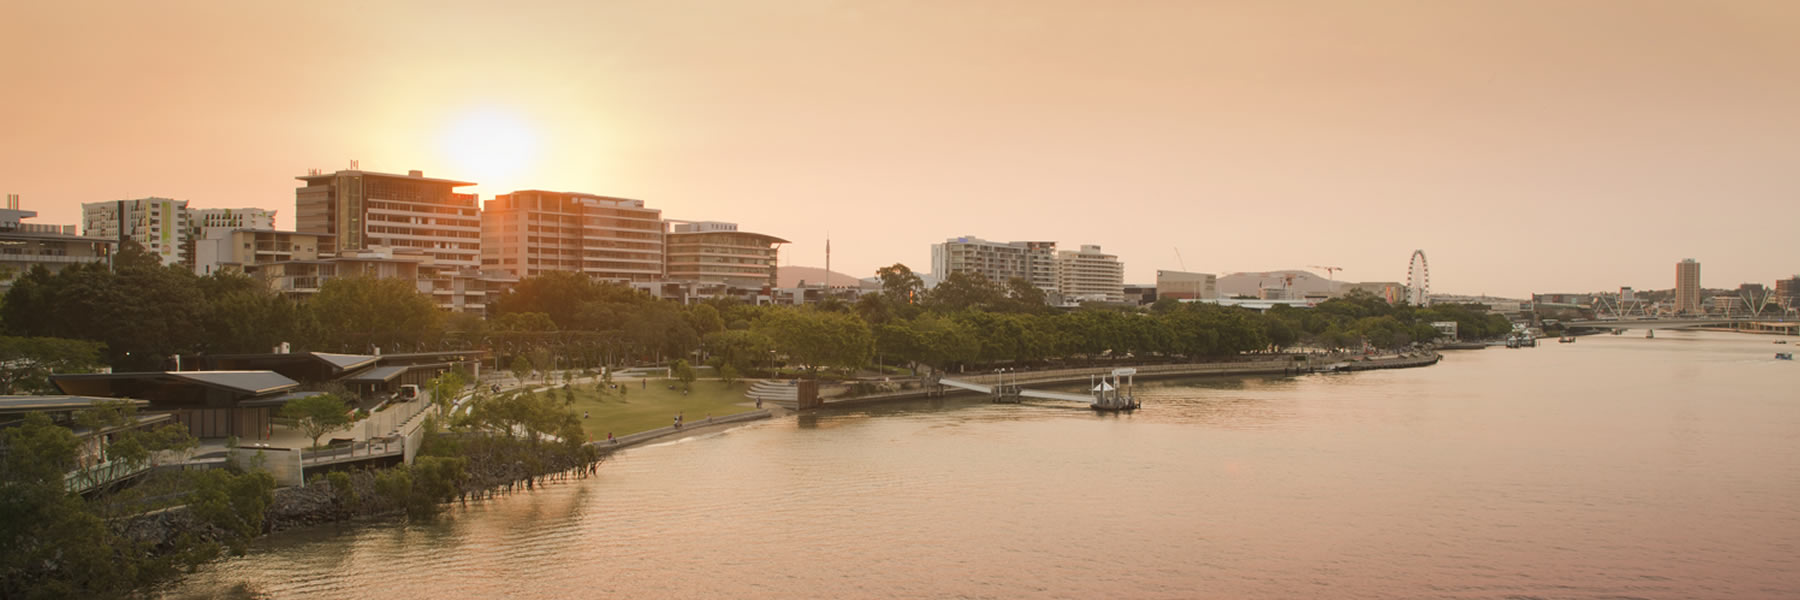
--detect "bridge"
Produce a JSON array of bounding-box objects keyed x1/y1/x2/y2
[{"x1": 1563, "y1": 317, "x2": 1799, "y2": 331}]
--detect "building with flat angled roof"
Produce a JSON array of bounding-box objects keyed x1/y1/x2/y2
[
  {"x1": 664, "y1": 221, "x2": 787, "y2": 288},
  {"x1": 296, "y1": 169, "x2": 481, "y2": 269},
  {"x1": 480, "y1": 190, "x2": 666, "y2": 282}
]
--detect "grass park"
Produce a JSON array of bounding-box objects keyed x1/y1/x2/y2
[{"x1": 556, "y1": 378, "x2": 759, "y2": 442}]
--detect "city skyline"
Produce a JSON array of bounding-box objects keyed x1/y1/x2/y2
[{"x1": 5, "y1": 1, "x2": 1798, "y2": 296}]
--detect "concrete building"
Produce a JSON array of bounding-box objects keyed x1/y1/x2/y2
[
  {"x1": 296, "y1": 169, "x2": 481, "y2": 269},
  {"x1": 0, "y1": 195, "x2": 117, "y2": 293},
  {"x1": 1155, "y1": 270, "x2": 1217, "y2": 300},
  {"x1": 250, "y1": 247, "x2": 513, "y2": 315},
  {"x1": 82, "y1": 197, "x2": 191, "y2": 266},
  {"x1": 192, "y1": 229, "x2": 330, "y2": 276},
  {"x1": 1056, "y1": 244, "x2": 1125, "y2": 303},
  {"x1": 480, "y1": 190, "x2": 665, "y2": 282},
  {"x1": 1674, "y1": 258, "x2": 1701, "y2": 314},
  {"x1": 664, "y1": 221, "x2": 787, "y2": 288},
  {"x1": 930, "y1": 236, "x2": 1058, "y2": 293}
]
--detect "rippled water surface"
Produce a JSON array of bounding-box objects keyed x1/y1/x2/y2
[{"x1": 171, "y1": 331, "x2": 1800, "y2": 599}]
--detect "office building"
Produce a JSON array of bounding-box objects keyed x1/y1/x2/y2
[
  {"x1": 664, "y1": 221, "x2": 787, "y2": 288},
  {"x1": 1674, "y1": 259, "x2": 1701, "y2": 314},
  {"x1": 0, "y1": 194, "x2": 116, "y2": 293},
  {"x1": 1056, "y1": 244, "x2": 1125, "y2": 303},
  {"x1": 480, "y1": 190, "x2": 665, "y2": 282},
  {"x1": 296, "y1": 169, "x2": 481, "y2": 269},
  {"x1": 930, "y1": 236, "x2": 1057, "y2": 293},
  {"x1": 1156, "y1": 270, "x2": 1217, "y2": 300}
]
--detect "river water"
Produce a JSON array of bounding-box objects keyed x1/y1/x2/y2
[{"x1": 169, "y1": 330, "x2": 1799, "y2": 599}]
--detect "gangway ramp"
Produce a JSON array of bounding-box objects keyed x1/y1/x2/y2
[{"x1": 937, "y1": 377, "x2": 1091, "y2": 404}]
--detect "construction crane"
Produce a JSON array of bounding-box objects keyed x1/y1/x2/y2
[
  {"x1": 1310, "y1": 265, "x2": 1343, "y2": 282},
  {"x1": 1174, "y1": 248, "x2": 1187, "y2": 271}
]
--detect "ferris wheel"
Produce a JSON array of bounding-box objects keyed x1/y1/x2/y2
[{"x1": 1407, "y1": 250, "x2": 1430, "y2": 305}]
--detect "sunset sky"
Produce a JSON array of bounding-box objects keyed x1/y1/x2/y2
[{"x1": 4, "y1": 1, "x2": 1796, "y2": 297}]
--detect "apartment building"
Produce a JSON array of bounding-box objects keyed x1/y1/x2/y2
[
  {"x1": 295, "y1": 169, "x2": 481, "y2": 269},
  {"x1": 664, "y1": 221, "x2": 787, "y2": 288},
  {"x1": 480, "y1": 190, "x2": 665, "y2": 283},
  {"x1": 1056, "y1": 244, "x2": 1125, "y2": 303},
  {"x1": 82, "y1": 197, "x2": 191, "y2": 266},
  {"x1": 930, "y1": 236, "x2": 1058, "y2": 293},
  {"x1": 0, "y1": 195, "x2": 116, "y2": 293}
]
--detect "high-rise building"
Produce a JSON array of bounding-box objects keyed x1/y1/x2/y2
[
  {"x1": 664, "y1": 221, "x2": 786, "y2": 288},
  {"x1": 1, "y1": 194, "x2": 116, "y2": 293},
  {"x1": 930, "y1": 236, "x2": 1058, "y2": 293},
  {"x1": 479, "y1": 190, "x2": 665, "y2": 282},
  {"x1": 296, "y1": 169, "x2": 481, "y2": 269},
  {"x1": 1056, "y1": 244, "x2": 1125, "y2": 303},
  {"x1": 82, "y1": 197, "x2": 191, "y2": 266},
  {"x1": 1155, "y1": 270, "x2": 1216, "y2": 300},
  {"x1": 1674, "y1": 258, "x2": 1701, "y2": 314}
]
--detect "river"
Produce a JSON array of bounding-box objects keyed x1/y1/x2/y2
[{"x1": 168, "y1": 330, "x2": 1800, "y2": 599}]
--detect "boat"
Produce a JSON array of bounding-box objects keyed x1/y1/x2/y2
[
  {"x1": 1558, "y1": 335, "x2": 1576, "y2": 343},
  {"x1": 1777, "y1": 341, "x2": 1789, "y2": 345},
  {"x1": 1778, "y1": 353, "x2": 1794, "y2": 360}
]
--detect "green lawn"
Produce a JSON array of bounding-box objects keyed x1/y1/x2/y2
[{"x1": 565, "y1": 379, "x2": 757, "y2": 441}]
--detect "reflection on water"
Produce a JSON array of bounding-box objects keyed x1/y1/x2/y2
[{"x1": 169, "y1": 331, "x2": 1800, "y2": 599}]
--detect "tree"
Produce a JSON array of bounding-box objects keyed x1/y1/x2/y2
[
  {"x1": 671, "y1": 359, "x2": 697, "y2": 391},
  {"x1": 756, "y1": 308, "x2": 874, "y2": 374},
  {"x1": 308, "y1": 276, "x2": 445, "y2": 353},
  {"x1": 922, "y1": 271, "x2": 1007, "y2": 312},
  {"x1": 876, "y1": 263, "x2": 925, "y2": 304},
  {"x1": 0, "y1": 336, "x2": 105, "y2": 394},
  {"x1": 280, "y1": 394, "x2": 352, "y2": 449},
  {"x1": 510, "y1": 355, "x2": 534, "y2": 382},
  {"x1": 702, "y1": 329, "x2": 775, "y2": 373}
]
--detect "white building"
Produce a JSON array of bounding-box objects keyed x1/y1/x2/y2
[
  {"x1": 1055, "y1": 244, "x2": 1125, "y2": 303},
  {"x1": 929, "y1": 236, "x2": 1057, "y2": 294},
  {"x1": 83, "y1": 198, "x2": 191, "y2": 266}
]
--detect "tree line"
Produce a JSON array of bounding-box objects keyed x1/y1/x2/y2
[{"x1": 0, "y1": 246, "x2": 1512, "y2": 389}]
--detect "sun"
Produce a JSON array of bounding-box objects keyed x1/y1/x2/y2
[{"x1": 439, "y1": 107, "x2": 538, "y2": 184}]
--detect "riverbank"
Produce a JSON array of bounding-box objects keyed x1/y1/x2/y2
[{"x1": 823, "y1": 351, "x2": 1443, "y2": 407}]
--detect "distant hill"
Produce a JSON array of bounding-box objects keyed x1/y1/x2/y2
[{"x1": 777, "y1": 265, "x2": 866, "y2": 288}]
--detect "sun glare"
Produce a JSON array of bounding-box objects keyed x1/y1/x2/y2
[{"x1": 440, "y1": 107, "x2": 538, "y2": 184}]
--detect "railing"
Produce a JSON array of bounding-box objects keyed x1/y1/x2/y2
[{"x1": 302, "y1": 437, "x2": 404, "y2": 465}]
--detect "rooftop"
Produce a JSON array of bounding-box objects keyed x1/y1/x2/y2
[{"x1": 296, "y1": 169, "x2": 474, "y2": 187}]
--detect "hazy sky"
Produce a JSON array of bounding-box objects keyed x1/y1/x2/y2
[{"x1": 5, "y1": 1, "x2": 1797, "y2": 297}]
